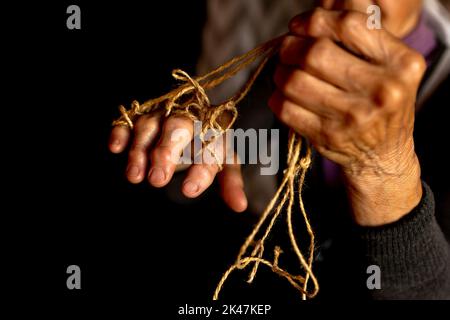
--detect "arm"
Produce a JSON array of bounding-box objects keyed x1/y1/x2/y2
[
  {"x1": 269, "y1": 8, "x2": 450, "y2": 298},
  {"x1": 358, "y1": 182, "x2": 450, "y2": 299}
]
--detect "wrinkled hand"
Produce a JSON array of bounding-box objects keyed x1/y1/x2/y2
[
  {"x1": 109, "y1": 114, "x2": 247, "y2": 212},
  {"x1": 269, "y1": 8, "x2": 426, "y2": 226}
]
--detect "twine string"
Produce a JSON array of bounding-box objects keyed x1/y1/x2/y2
[{"x1": 112, "y1": 34, "x2": 319, "y2": 300}]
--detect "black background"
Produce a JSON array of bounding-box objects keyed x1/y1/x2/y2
[
  {"x1": 8, "y1": 0, "x2": 300, "y2": 309},
  {"x1": 6, "y1": 0, "x2": 449, "y2": 316}
]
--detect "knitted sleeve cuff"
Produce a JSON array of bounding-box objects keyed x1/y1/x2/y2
[{"x1": 356, "y1": 182, "x2": 450, "y2": 298}]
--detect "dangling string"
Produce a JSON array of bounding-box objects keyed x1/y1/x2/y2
[{"x1": 213, "y1": 132, "x2": 318, "y2": 300}]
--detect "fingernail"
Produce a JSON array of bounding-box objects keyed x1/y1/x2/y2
[
  {"x1": 183, "y1": 180, "x2": 199, "y2": 195},
  {"x1": 149, "y1": 167, "x2": 166, "y2": 184},
  {"x1": 127, "y1": 165, "x2": 140, "y2": 178}
]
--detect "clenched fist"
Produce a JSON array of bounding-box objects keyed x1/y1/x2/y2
[{"x1": 269, "y1": 8, "x2": 426, "y2": 226}]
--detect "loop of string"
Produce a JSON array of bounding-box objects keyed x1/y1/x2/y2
[{"x1": 112, "y1": 34, "x2": 319, "y2": 300}]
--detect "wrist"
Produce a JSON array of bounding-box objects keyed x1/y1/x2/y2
[{"x1": 343, "y1": 146, "x2": 423, "y2": 227}]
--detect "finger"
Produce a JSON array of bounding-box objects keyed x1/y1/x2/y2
[
  {"x1": 218, "y1": 162, "x2": 247, "y2": 213},
  {"x1": 319, "y1": 0, "x2": 335, "y2": 9},
  {"x1": 182, "y1": 163, "x2": 220, "y2": 198},
  {"x1": 126, "y1": 114, "x2": 161, "y2": 184},
  {"x1": 279, "y1": 35, "x2": 382, "y2": 93},
  {"x1": 268, "y1": 90, "x2": 321, "y2": 142},
  {"x1": 149, "y1": 116, "x2": 193, "y2": 187},
  {"x1": 109, "y1": 126, "x2": 130, "y2": 154},
  {"x1": 181, "y1": 131, "x2": 227, "y2": 197},
  {"x1": 288, "y1": 8, "x2": 404, "y2": 64},
  {"x1": 274, "y1": 64, "x2": 364, "y2": 117}
]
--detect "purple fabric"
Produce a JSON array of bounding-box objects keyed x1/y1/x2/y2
[
  {"x1": 322, "y1": 157, "x2": 341, "y2": 187},
  {"x1": 322, "y1": 12, "x2": 438, "y2": 185},
  {"x1": 402, "y1": 12, "x2": 438, "y2": 66}
]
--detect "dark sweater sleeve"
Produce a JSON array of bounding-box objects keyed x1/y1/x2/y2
[{"x1": 357, "y1": 182, "x2": 450, "y2": 299}]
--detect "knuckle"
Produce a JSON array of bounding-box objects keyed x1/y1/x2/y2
[
  {"x1": 151, "y1": 145, "x2": 173, "y2": 163},
  {"x1": 399, "y1": 51, "x2": 426, "y2": 82},
  {"x1": 304, "y1": 38, "x2": 330, "y2": 69},
  {"x1": 374, "y1": 79, "x2": 407, "y2": 109},
  {"x1": 169, "y1": 127, "x2": 192, "y2": 145},
  {"x1": 303, "y1": 49, "x2": 316, "y2": 69},
  {"x1": 164, "y1": 116, "x2": 192, "y2": 133},
  {"x1": 135, "y1": 115, "x2": 158, "y2": 131},
  {"x1": 163, "y1": 120, "x2": 179, "y2": 133},
  {"x1": 274, "y1": 67, "x2": 301, "y2": 97},
  {"x1": 278, "y1": 102, "x2": 294, "y2": 125},
  {"x1": 130, "y1": 140, "x2": 144, "y2": 152},
  {"x1": 339, "y1": 11, "x2": 363, "y2": 30},
  {"x1": 312, "y1": 37, "x2": 331, "y2": 58},
  {"x1": 286, "y1": 71, "x2": 306, "y2": 96},
  {"x1": 307, "y1": 8, "x2": 328, "y2": 36}
]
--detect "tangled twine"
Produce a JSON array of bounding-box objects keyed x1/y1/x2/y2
[{"x1": 112, "y1": 35, "x2": 319, "y2": 300}]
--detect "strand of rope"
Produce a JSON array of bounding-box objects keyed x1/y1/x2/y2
[
  {"x1": 213, "y1": 132, "x2": 318, "y2": 300},
  {"x1": 112, "y1": 34, "x2": 319, "y2": 300}
]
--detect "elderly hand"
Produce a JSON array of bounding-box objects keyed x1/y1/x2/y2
[
  {"x1": 109, "y1": 114, "x2": 247, "y2": 213},
  {"x1": 269, "y1": 8, "x2": 426, "y2": 226}
]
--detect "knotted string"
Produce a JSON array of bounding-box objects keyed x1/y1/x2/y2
[{"x1": 112, "y1": 34, "x2": 319, "y2": 300}]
